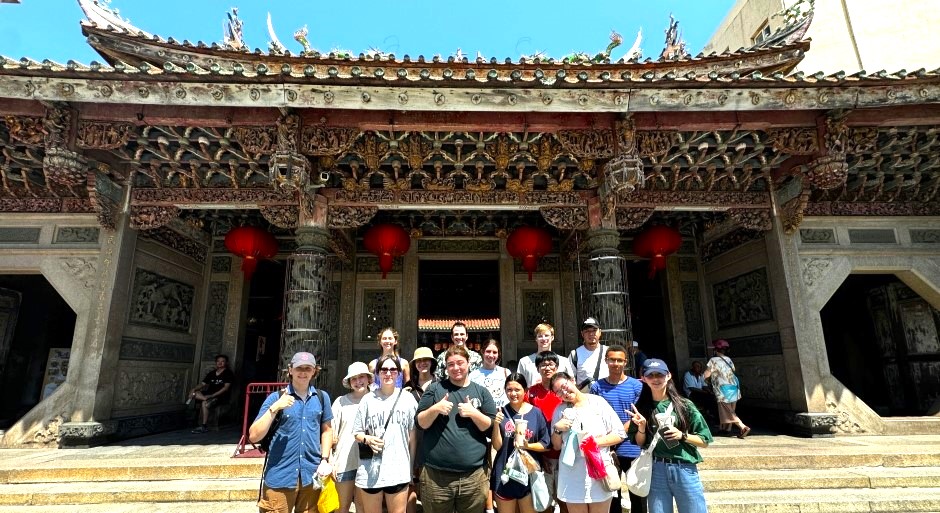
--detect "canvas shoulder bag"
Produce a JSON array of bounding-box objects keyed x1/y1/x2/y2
[{"x1": 625, "y1": 402, "x2": 673, "y2": 497}]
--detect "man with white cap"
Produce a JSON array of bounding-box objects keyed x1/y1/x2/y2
[
  {"x1": 568, "y1": 317, "x2": 609, "y2": 391},
  {"x1": 250, "y1": 351, "x2": 334, "y2": 513},
  {"x1": 629, "y1": 340, "x2": 648, "y2": 378}
]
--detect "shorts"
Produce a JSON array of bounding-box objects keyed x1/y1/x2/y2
[
  {"x1": 361, "y1": 482, "x2": 409, "y2": 495},
  {"x1": 335, "y1": 470, "x2": 356, "y2": 483}
]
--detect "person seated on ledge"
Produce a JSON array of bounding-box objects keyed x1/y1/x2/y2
[{"x1": 189, "y1": 354, "x2": 235, "y2": 433}]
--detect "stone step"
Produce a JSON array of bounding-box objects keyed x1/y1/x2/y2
[
  {"x1": 0, "y1": 502, "x2": 258, "y2": 513},
  {"x1": 700, "y1": 466, "x2": 940, "y2": 492},
  {"x1": 884, "y1": 417, "x2": 940, "y2": 436},
  {"x1": 0, "y1": 478, "x2": 258, "y2": 506},
  {"x1": 704, "y1": 487, "x2": 940, "y2": 513},
  {"x1": 0, "y1": 459, "x2": 262, "y2": 484}
]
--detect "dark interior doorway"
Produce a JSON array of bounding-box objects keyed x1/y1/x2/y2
[
  {"x1": 240, "y1": 259, "x2": 286, "y2": 385},
  {"x1": 821, "y1": 274, "x2": 940, "y2": 416},
  {"x1": 418, "y1": 259, "x2": 500, "y2": 350},
  {"x1": 626, "y1": 260, "x2": 670, "y2": 365},
  {"x1": 0, "y1": 274, "x2": 76, "y2": 429}
]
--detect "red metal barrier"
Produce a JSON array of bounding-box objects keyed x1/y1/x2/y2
[{"x1": 232, "y1": 382, "x2": 288, "y2": 458}]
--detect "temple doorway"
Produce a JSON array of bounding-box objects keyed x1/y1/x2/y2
[
  {"x1": 417, "y1": 259, "x2": 500, "y2": 358},
  {"x1": 821, "y1": 274, "x2": 940, "y2": 416},
  {"x1": 626, "y1": 260, "x2": 670, "y2": 364},
  {"x1": 0, "y1": 274, "x2": 76, "y2": 429}
]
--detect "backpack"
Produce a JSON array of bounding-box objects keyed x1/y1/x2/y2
[
  {"x1": 259, "y1": 388, "x2": 325, "y2": 453},
  {"x1": 258, "y1": 387, "x2": 326, "y2": 500}
]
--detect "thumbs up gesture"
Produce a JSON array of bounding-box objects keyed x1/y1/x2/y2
[
  {"x1": 435, "y1": 393, "x2": 453, "y2": 416},
  {"x1": 457, "y1": 395, "x2": 477, "y2": 418}
]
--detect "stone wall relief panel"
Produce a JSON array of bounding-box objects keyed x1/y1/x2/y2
[
  {"x1": 128, "y1": 268, "x2": 196, "y2": 333},
  {"x1": 712, "y1": 268, "x2": 774, "y2": 330},
  {"x1": 201, "y1": 281, "x2": 229, "y2": 360},
  {"x1": 53, "y1": 227, "x2": 100, "y2": 244},
  {"x1": 735, "y1": 355, "x2": 789, "y2": 406},
  {"x1": 211, "y1": 256, "x2": 232, "y2": 274},
  {"x1": 112, "y1": 361, "x2": 190, "y2": 414},
  {"x1": 681, "y1": 281, "x2": 706, "y2": 358},
  {"x1": 119, "y1": 337, "x2": 196, "y2": 364}
]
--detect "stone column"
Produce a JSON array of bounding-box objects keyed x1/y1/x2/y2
[{"x1": 583, "y1": 229, "x2": 634, "y2": 348}]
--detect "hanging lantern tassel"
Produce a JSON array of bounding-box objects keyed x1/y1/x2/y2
[
  {"x1": 506, "y1": 226, "x2": 553, "y2": 281},
  {"x1": 224, "y1": 226, "x2": 279, "y2": 280},
  {"x1": 363, "y1": 223, "x2": 411, "y2": 279},
  {"x1": 632, "y1": 225, "x2": 682, "y2": 279}
]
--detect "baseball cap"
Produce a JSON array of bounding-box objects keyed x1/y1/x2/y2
[
  {"x1": 711, "y1": 339, "x2": 730, "y2": 350},
  {"x1": 643, "y1": 358, "x2": 670, "y2": 376},
  {"x1": 632, "y1": 340, "x2": 640, "y2": 347},
  {"x1": 581, "y1": 317, "x2": 600, "y2": 330},
  {"x1": 290, "y1": 352, "x2": 316, "y2": 367}
]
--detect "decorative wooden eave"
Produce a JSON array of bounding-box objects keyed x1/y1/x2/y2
[
  {"x1": 79, "y1": 21, "x2": 810, "y2": 81},
  {"x1": 1, "y1": 57, "x2": 938, "y2": 113}
]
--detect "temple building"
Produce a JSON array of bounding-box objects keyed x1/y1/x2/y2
[{"x1": 0, "y1": 0, "x2": 938, "y2": 447}]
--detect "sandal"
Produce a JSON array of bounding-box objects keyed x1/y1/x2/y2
[{"x1": 737, "y1": 426, "x2": 751, "y2": 439}]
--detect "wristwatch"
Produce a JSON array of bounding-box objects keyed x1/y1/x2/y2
[
  {"x1": 680, "y1": 431, "x2": 688, "y2": 442},
  {"x1": 552, "y1": 428, "x2": 563, "y2": 435}
]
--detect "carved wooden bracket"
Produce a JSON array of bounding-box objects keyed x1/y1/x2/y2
[
  {"x1": 259, "y1": 205, "x2": 299, "y2": 229},
  {"x1": 327, "y1": 206, "x2": 379, "y2": 229},
  {"x1": 76, "y1": 122, "x2": 135, "y2": 150},
  {"x1": 781, "y1": 189, "x2": 811, "y2": 234},
  {"x1": 540, "y1": 206, "x2": 588, "y2": 230},
  {"x1": 130, "y1": 205, "x2": 180, "y2": 230},
  {"x1": 87, "y1": 170, "x2": 124, "y2": 231},
  {"x1": 615, "y1": 207, "x2": 655, "y2": 230},
  {"x1": 3, "y1": 115, "x2": 44, "y2": 145},
  {"x1": 728, "y1": 209, "x2": 773, "y2": 231}
]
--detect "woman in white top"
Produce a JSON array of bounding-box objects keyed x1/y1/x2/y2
[
  {"x1": 469, "y1": 338, "x2": 510, "y2": 407},
  {"x1": 516, "y1": 323, "x2": 575, "y2": 386},
  {"x1": 549, "y1": 371, "x2": 626, "y2": 512},
  {"x1": 368, "y1": 327, "x2": 411, "y2": 388},
  {"x1": 353, "y1": 354, "x2": 418, "y2": 513},
  {"x1": 331, "y1": 362, "x2": 371, "y2": 513}
]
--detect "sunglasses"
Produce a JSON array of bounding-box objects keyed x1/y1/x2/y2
[{"x1": 379, "y1": 367, "x2": 399, "y2": 374}]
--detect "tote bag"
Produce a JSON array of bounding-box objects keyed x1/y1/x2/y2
[
  {"x1": 625, "y1": 403, "x2": 672, "y2": 497},
  {"x1": 529, "y1": 471, "x2": 551, "y2": 511}
]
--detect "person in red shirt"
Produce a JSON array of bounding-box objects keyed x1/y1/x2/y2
[{"x1": 526, "y1": 351, "x2": 566, "y2": 513}]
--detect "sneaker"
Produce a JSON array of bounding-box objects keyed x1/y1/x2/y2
[{"x1": 191, "y1": 426, "x2": 208, "y2": 434}]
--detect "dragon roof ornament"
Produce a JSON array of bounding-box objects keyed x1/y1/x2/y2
[{"x1": 77, "y1": 0, "x2": 151, "y2": 38}]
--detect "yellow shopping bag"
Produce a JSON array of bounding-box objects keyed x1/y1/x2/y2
[{"x1": 317, "y1": 475, "x2": 340, "y2": 513}]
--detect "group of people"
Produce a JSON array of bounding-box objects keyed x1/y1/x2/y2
[{"x1": 245, "y1": 319, "x2": 751, "y2": 513}]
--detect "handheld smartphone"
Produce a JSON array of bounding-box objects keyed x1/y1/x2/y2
[{"x1": 658, "y1": 425, "x2": 680, "y2": 448}]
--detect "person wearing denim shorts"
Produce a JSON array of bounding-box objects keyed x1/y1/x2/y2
[
  {"x1": 331, "y1": 362, "x2": 372, "y2": 513},
  {"x1": 627, "y1": 359, "x2": 714, "y2": 513}
]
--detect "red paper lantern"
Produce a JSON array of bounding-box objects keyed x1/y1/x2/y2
[
  {"x1": 224, "y1": 226, "x2": 278, "y2": 280},
  {"x1": 506, "y1": 226, "x2": 553, "y2": 281},
  {"x1": 363, "y1": 223, "x2": 411, "y2": 279},
  {"x1": 633, "y1": 225, "x2": 682, "y2": 278}
]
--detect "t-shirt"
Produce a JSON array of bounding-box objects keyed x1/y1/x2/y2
[
  {"x1": 627, "y1": 398, "x2": 713, "y2": 464},
  {"x1": 552, "y1": 394, "x2": 626, "y2": 503},
  {"x1": 330, "y1": 394, "x2": 364, "y2": 474},
  {"x1": 491, "y1": 404, "x2": 551, "y2": 499},
  {"x1": 469, "y1": 365, "x2": 510, "y2": 407},
  {"x1": 516, "y1": 353, "x2": 574, "y2": 387},
  {"x1": 353, "y1": 389, "x2": 418, "y2": 488},
  {"x1": 202, "y1": 368, "x2": 235, "y2": 398},
  {"x1": 571, "y1": 345, "x2": 609, "y2": 386},
  {"x1": 416, "y1": 379, "x2": 496, "y2": 472},
  {"x1": 527, "y1": 383, "x2": 562, "y2": 459},
  {"x1": 590, "y1": 377, "x2": 644, "y2": 458}
]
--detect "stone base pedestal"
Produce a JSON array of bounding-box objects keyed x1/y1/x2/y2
[
  {"x1": 787, "y1": 412, "x2": 838, "y2": 438},
  {"x1": 59, "y1": 421, "x2": 115, "y2": 448}
]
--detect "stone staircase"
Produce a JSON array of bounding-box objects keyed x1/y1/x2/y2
[{"x1": 0, "y1": 430, "x2": 939, "y2": 512}]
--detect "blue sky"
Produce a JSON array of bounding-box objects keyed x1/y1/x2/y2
[{"x1": 0, "y1": 1, "x2": 735, "y2": 63}]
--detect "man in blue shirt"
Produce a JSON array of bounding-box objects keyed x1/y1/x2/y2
[
  {"x1": 250, "y1": 352, "x2": 334, "y2": 513},
  {"x1": 590, "y1": 345, "x2": 647, "y2": 513}
]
